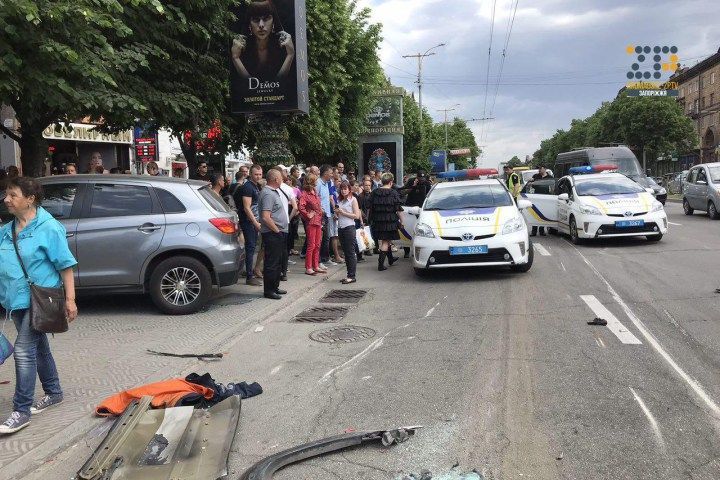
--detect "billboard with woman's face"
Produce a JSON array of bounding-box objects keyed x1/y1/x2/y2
[{"x1": 230, "y1": 0, "x2": 309, "y2": 114}]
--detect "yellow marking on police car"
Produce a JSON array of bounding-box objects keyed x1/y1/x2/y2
[
  {"x1": 494, "y1": 207, "x2": 503, "y2": 234},
  {"x1": 433, "y1": 211, "x2": 443, "y2": 236},
  {"x1": 640, "y1": 193, "x2": 650, "y2": 212},
  {"x1": 590, "y1": 197, "x2": 609, "y2": 215}
]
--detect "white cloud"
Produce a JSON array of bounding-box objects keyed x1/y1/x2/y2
[{"x1": 358, "y1": 0, "x2": 720, "y2": 165}]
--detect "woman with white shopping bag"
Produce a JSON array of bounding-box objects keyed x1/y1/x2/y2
[{"x1": 335, "y1": 181, "x2": 361, "y2": 284}]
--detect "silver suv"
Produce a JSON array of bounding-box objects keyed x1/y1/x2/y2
[
  {"x1": 2, "y1": 175, "x2": 241, "y2": 314},
  {"x1": 682, "y1": 162, "x2": 720, "y2": 220}
]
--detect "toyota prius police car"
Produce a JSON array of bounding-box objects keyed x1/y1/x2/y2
[
  {"x1": 521, "y1": 165, "x2": 668, "y2": 243},
  {"x1": 403, "y1": 178, "x2": 534, "y2": 275}
]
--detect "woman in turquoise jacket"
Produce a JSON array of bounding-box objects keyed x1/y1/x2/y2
[{"x1": 0, "y1": 177, "x2": 77, "y2": 434}]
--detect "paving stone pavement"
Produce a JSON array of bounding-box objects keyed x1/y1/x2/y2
[{"x1": 0, "y1": 260, "x2": 339, "y2": 479}]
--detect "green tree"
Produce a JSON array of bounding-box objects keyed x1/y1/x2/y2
[
  {"x1": 402, "y1": 93, "x2": 434, "y2": 174},
  {"x1": 507, "y1": 155, "x2": 523, "y2": 168}
]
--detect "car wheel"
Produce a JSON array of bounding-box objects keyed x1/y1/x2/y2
[
  {"x1": 683, "y1": 198, "x2": 694, "y2": 215},
  {"x1": 645, "y1": 234, "x2": 662, "y2": 242},
  {"x1": 709, "y1": 201, "x2": 720, "y2": 220},
  {"x1": 511, "y1": 240, "x2": 534, "y2": 273},
  {"x1": 150, "y1": 256, "x2": 212, "y2": 315},
  {"x1": 413, "y1": 267, "x2": 429, "y2": 277},
  {"x1": 569, "y1": 216, "x2": 583, "y2": 245}
]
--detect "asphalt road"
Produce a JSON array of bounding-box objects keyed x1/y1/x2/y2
[{"x1": 22, "y1": 202, "x2": 720, "y2": 479}]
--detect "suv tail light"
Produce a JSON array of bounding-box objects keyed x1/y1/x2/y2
[{"x1": 209, "y1": 218, "x2": 237, "y2": 234}]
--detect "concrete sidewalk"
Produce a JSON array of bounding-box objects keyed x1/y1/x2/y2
[{"x1": 0, "y1": 258, "x2": 344, "y2": 480}]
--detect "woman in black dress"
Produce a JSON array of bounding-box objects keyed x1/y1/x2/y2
[{"x1": 369, "y1": 173, "x2": 403, "y2": 271}]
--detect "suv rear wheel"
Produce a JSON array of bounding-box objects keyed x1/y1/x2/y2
[
  {"x1": 150, "y1": 256, "x2": 212, "y2": 315},
  {"x1": 709, "y1": 201, "x2": 720, "y2": 220}
]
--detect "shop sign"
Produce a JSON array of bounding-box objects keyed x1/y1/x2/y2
[{"x1": 43, "y1": 123, "x2": 132, "y2": 144}]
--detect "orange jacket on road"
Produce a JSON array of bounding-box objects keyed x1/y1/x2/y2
[{"x1": 96, "y1": 378, "x2": 214, "y2": 416}]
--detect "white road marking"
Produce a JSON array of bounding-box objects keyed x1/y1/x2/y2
[
  {"x1": 595, "y1": 337, "x2": 606, "y2": 348},
  {"x1": 560, "y1": 261, "x2": 567, "y2": 272},
  {"x1": 668, "y1": 222, "x2": 682, "y2": 226},
  {"x1": 629, "y1": 387, "x2": 666, "y2": 449},
  {"x1": 534, "y1": 243, "x2": 551, "y2": 256},
  {"x1": 254, "y1": 325, "x2": 264, "y2": 333},
  {"x1": 574, "y1": 246, "x2": 720, "y2": 418},
  {"x1": 581, "y1": 295, "x2": 642, "y2": 345},
  {"x1": 270, "y1": 365, "x2": 282, "y2": 375},
  {"x1": 425, "y1": 301, "x2": 441, "y2": 318},
  {"x1": 319, "y1": 335, "x2": 387, "y2": 382},
  {"x1": 362, "y1": 376, "x2": 372, "y2": 380}
]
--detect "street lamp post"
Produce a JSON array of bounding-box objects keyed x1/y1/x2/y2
[
  {"x1": 403, "y1": 43, "x2": 445, "y2": 130},
  {"x1": 437, "y1": 104, "x2": 460, "y2": 149}
]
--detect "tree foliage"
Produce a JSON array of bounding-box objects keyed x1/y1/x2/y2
[{"x1": 533, "y1": 96, "x2": 697, "y2": 172}]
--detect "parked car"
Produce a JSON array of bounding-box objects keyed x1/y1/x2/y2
[
  {"x1": 633, "y1": 175, "x2": 667, "y2": 204},
  {"x1": 682, "y1": 163, "x2": 720, "y2": 219},
  {"x1": 2, "y1": 175, "x2": 241, "y2": 314},
  {"x1": 668, "y1": 170, "x2": 688, "y2": 195}
]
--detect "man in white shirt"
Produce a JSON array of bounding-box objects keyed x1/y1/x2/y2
[{"x1": 273, "y1": 166, "x2": 298, "y2": 281}]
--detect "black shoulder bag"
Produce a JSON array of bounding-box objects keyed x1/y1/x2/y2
[{"x1": 11, "y1": 221, "x2": 69, "y2": 333}]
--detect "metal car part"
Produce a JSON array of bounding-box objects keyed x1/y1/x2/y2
[
  {"x1": 78, "y1": 395, "x2": 241, "y2": 480},
  {"x1": 239, "y1": 426, "x2": 422, "y2": 480}
]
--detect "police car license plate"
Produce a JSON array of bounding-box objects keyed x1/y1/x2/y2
[
  {"x1": 615, "y1": 219, "x2": 644, "y2": 228},
  {"x1": 449, "y1": 245, "x2": 488, "y2": 255}
]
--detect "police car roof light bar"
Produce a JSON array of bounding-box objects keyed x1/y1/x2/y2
[
  {"x1": 568, "y1": 165, "x2": 618, "y2": 175},
  {"x1": 437, "y1": 168, "x2": 498, "y2": 179}
]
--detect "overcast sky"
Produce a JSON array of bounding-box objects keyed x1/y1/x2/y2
[{"x1": 357, "y1": 0, "x2": 719, "y2": 168}]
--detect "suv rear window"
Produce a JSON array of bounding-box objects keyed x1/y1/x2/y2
[
  {"x1": 42, "y1": 183, "x2": 78, "y2": 219},
  {"x1": 89, "y1": 184, "x2": 153, "y2": 217},
  {"x1": 155, "y1": 188, "x2": 187, "y2": 214},
  {"x1": 198, "y1": 186, "x2": 230, "y2": 212}
]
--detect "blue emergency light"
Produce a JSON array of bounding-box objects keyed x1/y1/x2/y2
[
  {"x1": 568, "y1": 164, "x2": 618, "y2": 175},
  {"x1": 568, "y1": 166, "x2": 594, "y2": 174},
  {"x1": 437, "y1": 168, "x2": 498, "y2": 180}
]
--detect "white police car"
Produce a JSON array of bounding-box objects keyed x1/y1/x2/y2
[
  {"x1": 405, "y1": 179, "x2": 534, "y2": 275},
  {"x1": 521, "y1": 167, "x2": 668, "y2": 244}
]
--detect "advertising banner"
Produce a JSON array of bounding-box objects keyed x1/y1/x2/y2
[
  {"x1": 364, "y1": 87, "x2": 405, "y2": 135},
  {"x1": 430, "y1": 150, "x2": 447, "y2": 173},
  {"x1": 362, "y1": 142, "x2": 397, "y2": 176},
  {"x1": 230, "y1": 0, "x2": 309, "y2": 114}
]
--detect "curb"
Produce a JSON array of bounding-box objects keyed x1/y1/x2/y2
[{"x1": 1, "y1": 266, "x2": 343, "y2": 480}]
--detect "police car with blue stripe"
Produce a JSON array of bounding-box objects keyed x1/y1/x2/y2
[
  {"x1": 521, "y1": 165, "x2": 668, "y2": 244},
  {"x1": 404, "y1": 178, "x2": 534, "y2": 275}
]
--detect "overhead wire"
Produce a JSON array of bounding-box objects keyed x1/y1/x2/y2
[{"x1": 480, "y1": 0, "x2": 499, "y2": 144}]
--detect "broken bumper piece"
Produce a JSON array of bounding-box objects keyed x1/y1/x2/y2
[
  {"x1": 77, "y1": 395, "x2": 240, "y2": 480},
  {"x1": 239, "y1": 426, "x2": 422, "y2": 480}
]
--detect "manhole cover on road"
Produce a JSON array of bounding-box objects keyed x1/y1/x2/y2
[
  {"x1": 294, "y1": 306, "x2": 349, "y2": 323},
  {"x1": 320, "y1": 289, "x2": 368, "y2": 304},
  {"x1": 309, "y1": 325, "x2": 377, "y2": 343}
]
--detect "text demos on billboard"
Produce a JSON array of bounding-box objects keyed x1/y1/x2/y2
[{"x1": 230, "y1": 0, "x2": 309, "y2": 115}]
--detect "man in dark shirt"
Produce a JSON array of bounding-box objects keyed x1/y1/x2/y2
[
  {"x1": 402, "y1": 170, "x2": 432, "y2": 207},
  {"x1": 233, "y1": 164, "x2": 263, "y2": 286},
  {"x1": 193, "y1": 161, "x2": 212, "y2": 182},
  {"x1": 530, "y1": 165, "x2": 554, "y2": 236}
]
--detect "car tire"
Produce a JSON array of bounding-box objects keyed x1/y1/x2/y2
[
  {"x1": 683, "y1": 198, "x2": 694, "y2": 215},
  {"x1": 414, "y1": 267, "x2": 429, "y2": 277},
  {"x1": 569, "y1": 216, "x2": 583, "y2": 245},
  {"x1": 646, "y1": 234, "x2": 663, "y2": 242},
  {"x1": 510, "y1": 240, "x2": 534, "y2": 273},
  {"x1": 709, "y1": 201, "x2": 720, "y2": 220},
  {"x1": 149, "y1": 256, "x2": 212, "y2": 315}
]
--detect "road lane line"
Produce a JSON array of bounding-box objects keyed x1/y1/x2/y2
[
  {"x1": 320, "y1": 336, "x2": 386, "y2": 382},
  {"x1": 629, "y1": 387, "x2": 666, "y2": 449},
  {"x1": 668, "y1": 222, "x2": 682, "y2": 226},
  {"x1": 534, "y1": 243, "x2": 551, "y2": 256},
  {"x1": 560, "y1": 261, "x2": 567, "y2": 272},
  {"x1": 574, "y1": 247, "x2": 720, "y2": 418},
  {"x1": 425, "y1": 301, "x2": 441, "y2": 318},
  {"x1": 581, "y1": 295, "x2": 642, "y2": 345},
  {"x1": 595, "y1": 337, "x2": 606, "y2": 348},
  {"x1": 270, "y1": 365, "x2": 282, "y2": 375}
]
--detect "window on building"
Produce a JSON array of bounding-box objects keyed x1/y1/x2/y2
[
  {"x1": 711, "y1": 93, "x2": 715, "y2": 106},
  {"x1": 712, "y1": 72, "x2": 716, "y2": 84},
  {"x1": 694, "y1": 99, "x2": 699, "y2": 113}
]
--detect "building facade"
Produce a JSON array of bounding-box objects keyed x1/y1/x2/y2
[{"x1": 672, "y1": 48, "x2": 720, "y2": 165}]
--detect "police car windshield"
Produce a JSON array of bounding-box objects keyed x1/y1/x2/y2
[
  {"x1": 575, "y1": 177, "x2": 645, "y2": 196},
  {"x1": 424, "y1": 184, "x2": 513, "y2": 210},
  {"x1": 709, "y1": 166, "x2": 720, "y2": 183}
]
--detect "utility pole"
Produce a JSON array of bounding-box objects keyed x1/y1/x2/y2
[
  {"x1": 403, "y1": 43, "x2": 445, "y2": 133},
  {"x1": 437, "y1": 104, "x2": 460, "y2": 149}
]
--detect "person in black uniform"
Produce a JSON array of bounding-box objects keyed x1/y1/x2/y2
[
  {"x1": 530, "y1": 165, "x2": 553, "y2": 236},
  {"x1": 369, "y1": 173, "x2": 403, "y2": 271}
]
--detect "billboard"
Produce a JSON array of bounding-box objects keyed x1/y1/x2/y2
[
  {"x1": 362, "y1": 142, "x2": 397, "y2": 176},
  {"x1": 230, "y1": 0, "x2": 309, "y2": 114},
  {"x1": 364, "y1": 87, "x2": 405, "y2": 135},
  {"x1": 430, "y1": 150, "x2": 447, "y2": 173}
]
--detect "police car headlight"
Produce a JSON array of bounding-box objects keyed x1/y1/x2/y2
[
  {"x1": 578, "y1": 203, "x2": 602, "y2": 216},
  {"x1": 502, "y1": 216, "x2": 524, "y2": 235},
  {"x1": 415, "y1": 222, "x2": 435, "y2": 238},
  {"x1": 650, "y1": 201, "x2": 664, "y2": 213}
]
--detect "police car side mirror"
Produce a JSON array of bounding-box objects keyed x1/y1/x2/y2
[
  {"x1": 558, "y1": 193, "x2": 569, "y2": 202},
  {"x1": 516, "y1": 199, "x2": 532, "y2": 210},
  {"x1": 405, "y1": 206, "x2": 421, "y2": 216}
]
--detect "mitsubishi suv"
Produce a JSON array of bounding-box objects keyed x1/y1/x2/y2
[{"x1": 2, "y1": 175, "x2": 241, "y2": 315}]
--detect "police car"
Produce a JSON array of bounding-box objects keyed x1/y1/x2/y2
[
  {"x1": 404, "y1": 179, "x2": 534, "y2": 275},
  {"x1": 521, "y1": 166, "x2": 668, "y2": 244}
]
